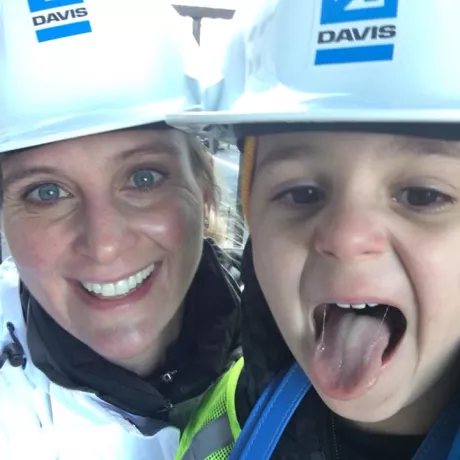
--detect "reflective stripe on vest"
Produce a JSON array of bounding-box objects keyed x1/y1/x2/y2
[
  {"x1": 181, "y1": 414, "x2": 233, "y2": 460},
  {"x1": 175, "y1": 358, "x2": 244, "y2": 460}
]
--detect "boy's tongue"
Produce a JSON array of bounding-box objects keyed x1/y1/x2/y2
[{"x1": 311, "y1": 306, "x2": 391, "y2": 400}]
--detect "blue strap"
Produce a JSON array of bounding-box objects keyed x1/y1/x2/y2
[
  {"x1": 229, "y1": 362, "x2": 311, "y2": 460},
  {"x1": 230, "y1": 361, "x2": 460, "y2": 460},
  {"x1": 446, "y1": 431, "x2": 460, "y2": 460},
  {"x1": 413, "y1": 391, "x2": 460, "y2": 460},
  {"x1": 228, "y1": 368, "x2": 283, "y2": 460}
]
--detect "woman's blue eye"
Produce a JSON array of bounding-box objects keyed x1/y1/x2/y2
[
  {"x1": 26, "y1": 183, "x2": 69, "y2": 204},
  {"x1": 129, "y1": 169, "x2": 164, "y2": 190}
]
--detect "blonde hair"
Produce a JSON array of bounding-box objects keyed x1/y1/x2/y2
[{"x1": 185, "y1": 135, "x2": 229, "y2": 245}]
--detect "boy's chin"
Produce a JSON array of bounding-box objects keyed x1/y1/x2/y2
[
  {"x1": 300, "y1": 354, "x2": 413, "y2": 427},
  {"x1": 319, "y1": 391, "x2": 404, "y2": 426},
  {"x1": 314, "y1": 373, "x2": 425, "y2": 434}
]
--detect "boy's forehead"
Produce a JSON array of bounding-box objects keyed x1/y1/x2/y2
[{"x1": 256, "y1": 131, "x2": 460, "y2": 170}]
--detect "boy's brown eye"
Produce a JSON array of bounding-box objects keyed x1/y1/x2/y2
[
  {"x1": 396, "y1": 187, "x2": 454, "y2": 209},
  {"x1": 274, "y1": 186, "x2": 325, "y2": 204}
]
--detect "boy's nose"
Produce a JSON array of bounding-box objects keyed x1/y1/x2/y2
[{"x1": 314, "y1": 208, "x2": 388, "y2": 261}]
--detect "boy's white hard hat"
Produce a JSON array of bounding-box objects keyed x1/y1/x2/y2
[
  {"x1": 168, "y1": 0, "x2": 460, "y2": 140},
  {"x1": 0, "y1": 0, "x2": 203, "y2": 153}
]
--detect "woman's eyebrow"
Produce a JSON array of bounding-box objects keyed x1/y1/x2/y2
[
  {"x1": 117, "y1": 139, "x2": 179, "y2": 162},
  {"x1": 2, "y1": 139, "x2": 180, "y2": 190},
  {"x1": 2, "y1": 166, "x2": 61, "y2": 190}
]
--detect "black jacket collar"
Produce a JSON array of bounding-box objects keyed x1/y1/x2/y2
[{"x1": 23, "y1": 239, "x2": 241, "y2": 420}]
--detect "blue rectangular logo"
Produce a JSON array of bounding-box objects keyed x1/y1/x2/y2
[
  {"x1": 315, "y1": 0, "x2": 398, "y2": 65},
  {"x1": 27, "y1": 0, "x2": 92, "y2": 43},
  {"x1": 28, "y1": 0, "x2": 84, "y2": 14},
  {"x1": 315, "y1": 44, "x2": 394, "y2": 65},
  {"x1": 321, "y1": 0, "x2": 398, "y2": 25},
  {"x1": 36, "y1": 20, "x2": 92, "y2": 43}
]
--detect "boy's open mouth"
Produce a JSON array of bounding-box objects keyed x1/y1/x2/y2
[
  {"x1": 314, "y1": 303, "x2": 407, "y2": 362},
  {"x1": 310, "y1": 302, "x2": 407, "y2": 400}
]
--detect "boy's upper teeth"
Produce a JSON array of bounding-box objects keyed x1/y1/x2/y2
[
  {"x1": 82, "y1": 264, "x2": 155, "y2": 297},
  {"x1": 336, "y1": 303, "x2": 378, "y2": 309}
]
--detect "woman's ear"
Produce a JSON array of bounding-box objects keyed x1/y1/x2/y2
[
  {"x1": 203, "y1": 184, "x2": 212, "y2": 207},
  {"x1": 204, "y1": 200, "x2": 211, "y2": 230}
]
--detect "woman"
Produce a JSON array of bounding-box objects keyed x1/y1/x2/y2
[
  {"x1": 0, "y1": 1, "x2": 240, "y2": 459},
  {"x1": 173, "y1": 0, "x2": 460, "y2": 459}
]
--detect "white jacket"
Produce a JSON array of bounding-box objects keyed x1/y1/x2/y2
[{"x1": 0, "y1": 258, "x2": 179, "y2": 460}]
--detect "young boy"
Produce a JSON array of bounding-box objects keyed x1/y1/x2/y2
[{"x1": 172, "y1": 0, "x2": 460, "y2": 458}]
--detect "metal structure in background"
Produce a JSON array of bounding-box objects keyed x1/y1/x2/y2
[
  {"x1": 172, "y1": 4, "x2": 246, "y2": 246},
  {"x1": 172, "y1": 5, "x2": 235, "y2": 44},
  {"x1": 173, "y1": 4, "x2": 235, "y2": 156}
]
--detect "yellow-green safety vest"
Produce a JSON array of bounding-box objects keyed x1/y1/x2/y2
[{"x1": 175, "y1": 357, "x2": 244, "y2": 460}]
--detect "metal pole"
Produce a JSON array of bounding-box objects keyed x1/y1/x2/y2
[
  {"x1": 172, "y1": 5, "x2": 235, "y2": 21},
  {"x1": 192, "y1": 17, "x2": 202, "y2": 44}
]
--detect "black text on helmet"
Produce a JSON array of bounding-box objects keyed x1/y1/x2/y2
[
  {"x1": 32, "y1": 8, "x2": 88, "y2": 27},
  {"x1": 318, "y1": 25, "x2": 396, "y2": 45}
]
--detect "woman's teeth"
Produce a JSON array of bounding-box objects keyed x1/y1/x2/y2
[{"x1": 81, "y1": 264, "x2": 155, "y2": 297}]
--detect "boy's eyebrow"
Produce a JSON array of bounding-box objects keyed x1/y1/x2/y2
[
  {"x1": 390, "y1": 137, "x2": 460, "y2": 158},
  {"x1": 257, "y1": 136, "x2": 460, "y2": 174},
  {"x1": 256, "y1": 143, "x2": 320, "y2": 173}
]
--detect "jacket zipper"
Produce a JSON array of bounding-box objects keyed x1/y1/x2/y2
[{"x1": 331, "y1": 411, "x2": 340, "y2": 460}]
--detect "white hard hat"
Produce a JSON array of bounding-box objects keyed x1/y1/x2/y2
[
  {"x1": 0, "y1": 0, "x2": 203, "y2": 153},
  {"x1": 168, "y1": 0, "x2": 460, "y2": 140}
]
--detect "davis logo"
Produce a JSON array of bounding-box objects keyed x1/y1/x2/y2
[
  {"x1": 28, "y1": 0, "x2": 92, "y2": 43},
  {"x1": 315, "y1": 0, "x2": 398, "y2": 66}
]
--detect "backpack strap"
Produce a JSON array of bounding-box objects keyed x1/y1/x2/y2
[{"x1": 229, "y1": 361, "x2": 311, "y2": 460}]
